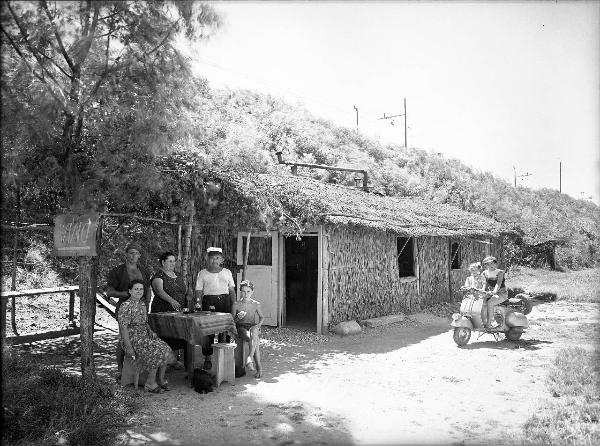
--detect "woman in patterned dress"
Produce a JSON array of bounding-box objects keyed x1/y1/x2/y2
[{"x1": 118, "y1": 279, "x2": 174, "y2": 393}]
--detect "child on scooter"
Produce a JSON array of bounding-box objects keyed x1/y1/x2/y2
[{"x1": 460, "y1": 262, "x2": 485, "y2": 291}]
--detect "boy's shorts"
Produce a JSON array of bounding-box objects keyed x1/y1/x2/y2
[{"x1": 236, "y1": 322, "x2": 257, "y2": 331}]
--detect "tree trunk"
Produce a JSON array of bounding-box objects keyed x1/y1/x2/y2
[
  {"x1": 182, "y1": 199, "x2": 195, "y2": 287},
  {"x1": 78, "y1": 255, "x2": 97, "y2": 383},
  {"x1": 242, "y1": 231, "x2": 252, "y2": 281}
]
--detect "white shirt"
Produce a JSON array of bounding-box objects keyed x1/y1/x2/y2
[{"x1": 195, "y1": 268, "x2": 235, "y2": 295}]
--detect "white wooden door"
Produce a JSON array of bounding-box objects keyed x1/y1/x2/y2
[{"x1": 236, "y1": 232, "x2": 278, "y2": 326}]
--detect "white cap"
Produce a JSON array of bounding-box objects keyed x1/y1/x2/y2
[{"x1": 206, "y1": 247, "x2": 223, "y2": 254}]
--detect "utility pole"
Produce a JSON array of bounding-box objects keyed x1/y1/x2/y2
[
  {"x1": 559, "y1": 161, "x2": 562, "y2": 193},
  {"x1": 379, "y1": 97, "x2": 408, "y2": 147},
  {"x1": 404, "y1": 97, "x2": 407, "y2": 149},
  {"x1": 353, "y1": 105, "x2": 359, "y2": 129},
  {"x1": 513, "y1": 165, "x2": 532, "y2": 187}
]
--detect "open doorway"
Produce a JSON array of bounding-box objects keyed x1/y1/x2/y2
[{"x1": 284, "y1": 236, "x2": 318, "y2": 331}]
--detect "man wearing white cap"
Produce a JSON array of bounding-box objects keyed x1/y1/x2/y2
[{"x1": 195, "y1": 247, "x2": 236, "y2": 369}]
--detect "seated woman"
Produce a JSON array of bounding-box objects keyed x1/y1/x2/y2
[
  {"x1": 481, "y1": 256, "x2": 508, "y2": 328},
  {"x1": 231, "y1": 280, "x2": 264, "y2": 378},
  {"x1": 118, "y1": 279, "x2": 175, "y2": 393}
]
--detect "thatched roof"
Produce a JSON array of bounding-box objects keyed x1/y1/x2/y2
[{"x1": 218, "y1": 171, "x2": 507, "y2": 238}]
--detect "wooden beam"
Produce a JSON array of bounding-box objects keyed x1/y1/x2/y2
[
  {"x1": 1, "y1": 224, "x2": 53, "y2": 232},
  {"x1": 1, "y1": 286, "x2": 79, "y2": 299},
  {"x1": 95, "y1": 292, "x2": 116, "y2": 319},
  {"x1": 6, "y1": 327, "x2": 81, "y2": 345}
]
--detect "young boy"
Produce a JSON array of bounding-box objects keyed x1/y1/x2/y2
[{"x1": 232, "y1": 280, "x2": 264, "y2": 378}]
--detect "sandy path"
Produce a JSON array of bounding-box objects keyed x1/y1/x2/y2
[{"x1": 13, "y1": 300, "x2": 599, "y2": 445}]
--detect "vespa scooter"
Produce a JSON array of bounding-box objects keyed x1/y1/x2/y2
[{"x1": 451, "y1": 289, "x2": 532, "y2": 346}]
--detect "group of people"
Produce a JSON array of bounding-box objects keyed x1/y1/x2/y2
[
  {"x1": 107, "y1": 243, "x2": 264, "y2": 394},
  {"x1": 460, "y1": 255, "x2": 507, "y2": 328}
]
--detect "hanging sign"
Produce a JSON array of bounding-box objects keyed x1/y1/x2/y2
[{"x1": 53, "y1": 213, "x2": 100, "y2": 257}]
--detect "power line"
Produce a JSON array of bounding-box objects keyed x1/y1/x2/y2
[
  {"x1": 378, "y1": 98, "x2": 408, "y2": 148},
  {"x1": 513, "y1": 165, "x2": 532, "y2": 187},
  {"x1": 192, "y1": 54, "x2": 400, "y2": 129}
]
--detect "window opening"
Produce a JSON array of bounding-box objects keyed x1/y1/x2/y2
[
  {"x1": 397, "y1": 237, "x2": 415, "y2": 277},
  {"x1": 241, "y1": 235, "x2": 272, "y2": 265},
  {"x1": 450, "y1": 241, "x2": 462, "y2": 270}
]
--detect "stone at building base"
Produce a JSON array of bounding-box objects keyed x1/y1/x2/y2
[
  {"x1": 331, "y1": 320, "x2": 362, "y2": 336},
  {"x1": 360, "y1": 314, "x2": 406, "y2": 328}
]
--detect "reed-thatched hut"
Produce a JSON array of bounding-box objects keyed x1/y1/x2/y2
[{"x1": 190, "y1": 171, "x2": 507, "y2": 334}]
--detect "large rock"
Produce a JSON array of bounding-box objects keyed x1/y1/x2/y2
[
  {"x1": 331, "y1": 320, "x2": 362, "y2": 336},
  {"x1": 360, "y1": 314, "x2": 406, "y2": 328}
]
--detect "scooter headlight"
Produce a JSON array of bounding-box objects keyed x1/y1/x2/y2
[{"x1": 452, "y1": 313, "x2": 460, "y2": 321}]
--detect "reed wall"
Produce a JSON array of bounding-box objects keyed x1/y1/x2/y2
[{"x1": 325, "y1": 225, "x2": 417, "y2": 325}]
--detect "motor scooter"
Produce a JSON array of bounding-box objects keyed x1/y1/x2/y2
[{"x1": 451, "y1": 289, "x2": 532, "y2": 346}]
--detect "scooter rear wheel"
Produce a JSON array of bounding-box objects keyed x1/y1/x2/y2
[
  {"x1": 505, "y1": 327, "x2": 523, "y2": 341},
  {"x1": 453, "y1": 327, "x2": 471, "y2": 346}
]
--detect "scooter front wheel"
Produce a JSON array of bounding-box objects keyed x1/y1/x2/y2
[{"x1": 453, "y1": 327, "x2": 471, "y2": 346}]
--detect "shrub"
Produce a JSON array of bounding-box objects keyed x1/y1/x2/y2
[
  {"x1": 2, "y1": 349, "x2": 138, "y2": 446},
  {"x1": 524, "y1": 347, "x2": 600, "y2": 445}
]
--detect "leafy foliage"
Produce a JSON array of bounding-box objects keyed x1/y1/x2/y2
[{"x1": 1, "y1": 4, "x2": 597, "y2": 269}]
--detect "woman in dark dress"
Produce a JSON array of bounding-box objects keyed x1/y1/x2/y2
[{"x1": 150, "y1": 251, "x2": 189, "y2": 366}]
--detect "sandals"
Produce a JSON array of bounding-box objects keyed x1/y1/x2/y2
[
  {"x1": 254, "y1": 370, "x2": 262, "y2": 379},
  {"x1": 144, "y1": 384, "x2": 164, "y2": 394},
  {"x1": 158, "y1": 381, "x2": 171, "y2": 391}
]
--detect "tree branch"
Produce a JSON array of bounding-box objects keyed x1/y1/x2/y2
[
  {"x1": 5, "y1": 2, "x2": 65, "y2": 91},
  {"x1": 38, "y1": 50, "x2": 73, "y2": 79},
  {"x1": 0, "y1": 25, "x2": 68, "y2": 110},
  {"x1": 73, "y1": 1, "x2": 99, "y2": 68},
  {"x1": 41, "y1": 0, "x2": 75, "y2": 73}
]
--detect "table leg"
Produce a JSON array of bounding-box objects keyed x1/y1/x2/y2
[{"x1": 186, "y1": 341, "x2": 195, "y2": 388}]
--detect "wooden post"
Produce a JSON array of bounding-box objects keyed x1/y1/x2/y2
[
  {"x1": 78, "y1": 216, "x2": 102, "y2": 383},
  {"x1": 78, "y1": 255, "x2": 97, "y2": 382},
  {"x1": 182, "y1": 200, "x2": 194, "y2": 285},
  {"x1": 10, "y1": 184, "x2": 21, "y2": 335},
  {"x1": 242, "y1": 231, "x2": 252, "y2": 281},
  {"x1": 177, "y1": 224, "x2": 183, "y2": 272},
  {"x1": 69, "y1": 289, "x2": 76, "y2": 327}
]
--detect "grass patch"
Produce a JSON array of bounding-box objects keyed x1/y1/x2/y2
[
  {"x1": 508, "y1": 267, "x2": 599, "y2": 302},
  {"x1": 523, "y1": 347, "x2": 600, "y2": 445},
  {"x1": 2, "y1": 348, "x2": 139, "y2": 446}
]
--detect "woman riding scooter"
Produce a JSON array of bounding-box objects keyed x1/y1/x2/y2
[{"x1": 482, "y1": 256, "x2": 508, "y2": 329}]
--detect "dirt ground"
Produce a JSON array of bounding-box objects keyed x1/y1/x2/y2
[{"x1": 11, "y1": 299, "x2": 599, "y2": 446}]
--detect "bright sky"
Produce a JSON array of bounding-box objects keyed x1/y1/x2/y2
[{"x1": 188, "y1": 1, "x2": 600, "y2": 204}]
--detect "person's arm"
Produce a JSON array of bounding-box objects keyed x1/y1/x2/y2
[
  {"x1": 117, "y1": 306, "x2": 135, "y2": 358},
  {"x1": 228, "y1": 286, "x2": 236, "y2": 309},
  {"x1": 255, "y1": 304, "x2": 265, "y2": 328},
  {"x1": 152, "y1": 277, "x2": 181, "y2": 311},
  {"x1": 492, "y1": 270, "x2": 504, "y2": 294},
  {"x1": 226, "y1": 270, "x2": 236, "y2": 308},
  {"x1": 461, "y1": 276, "x2": 470, "y2": 290}
]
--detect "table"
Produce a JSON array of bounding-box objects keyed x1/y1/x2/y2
[{"x1": 148, "y1": 311, "x2": 237, "y2": 384}]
